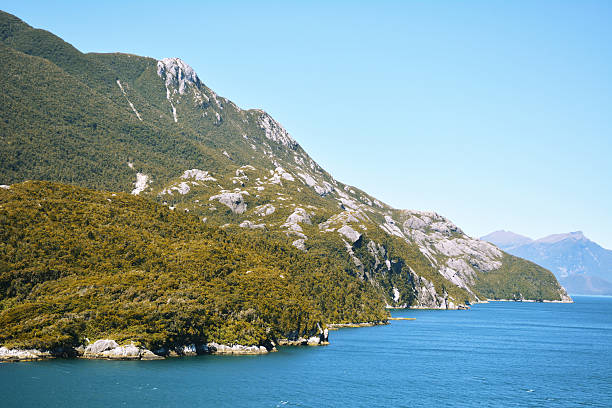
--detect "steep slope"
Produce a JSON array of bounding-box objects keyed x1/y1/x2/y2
[
  {"x1": 483, "y1": 231, "x2": 612, "y2": 295},
  {"x1": 0, "y1": 181, "x2": 386, "y2": 352},
  {"x1": 0, "y1": 10, "x2": 571, "y2": 309}
]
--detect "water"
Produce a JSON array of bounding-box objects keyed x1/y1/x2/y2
[{"x1": 2, "y1": 296, "x2": 611, "y2": 407}]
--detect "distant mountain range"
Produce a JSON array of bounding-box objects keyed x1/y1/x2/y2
[{"x1": 482, "y1": 231, "x2": 612, "y2": 295}]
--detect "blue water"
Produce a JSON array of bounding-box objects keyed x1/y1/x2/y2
[{"x1": 2, "y1": 296, "x2": 611, "y2": 407}]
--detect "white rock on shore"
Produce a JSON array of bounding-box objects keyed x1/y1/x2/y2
[
  {"x1": 83, "y1": 339, "x2": 163, "y2": 360},
  {"x1": 0, "y1": 347, "x2": 51, "y2": 361},
  {"x1": 207, "y1": 342, "x2": 269, "y2": 355}
]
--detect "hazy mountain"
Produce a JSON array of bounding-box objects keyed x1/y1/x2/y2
[
  {"x1": 0, "y1": 6, "x2": 570, "y2": 344},
  {"x1": 480, "y1": 230, "x2": 533, "y2": 250},
  {"x1": 482, "y1": 230, "x2": 612, "y2": 295}
]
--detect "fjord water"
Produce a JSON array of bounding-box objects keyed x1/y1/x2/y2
[{"x1": 2, "y1": 297, "x2": 611, "y2": 407}]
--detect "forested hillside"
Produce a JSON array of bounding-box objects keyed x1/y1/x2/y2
[{"x1": 0, "y1": 181, "x2": 386, "y2": 350}]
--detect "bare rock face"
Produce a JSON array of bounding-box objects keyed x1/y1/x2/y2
[
  {"x1": 157, "y1": 58, "x2": 201, "y2": 94},
  {"x1": 338, "y1": 225, "x2": 361, "y2": 243},
  {"x1": 209, "y1": 192, "x2": 248, "y2": 214},
  {"x1": 257, "y1": 112, "x2": 298, "y2": 148},
  {"x1": 409, "y1": 271, "x2": 458, "y2": 310}
]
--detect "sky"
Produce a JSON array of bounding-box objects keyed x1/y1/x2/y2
[{"x1": 3, "y1": 1, "x2": 611, "y2": 248}]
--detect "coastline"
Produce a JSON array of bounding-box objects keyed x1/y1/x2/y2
[
  {"x1": 0, "y1": 328, "x2": 334, "y2": 363},
  {"x1": 326, "y1": 321, "x2": 388, "y2": 330},
  {"x1": 1, "y1": 300, "x2": 572, "y2": 363},
  {"x1": 486, "y1": 299, "x2": 574, "y2": 303}
]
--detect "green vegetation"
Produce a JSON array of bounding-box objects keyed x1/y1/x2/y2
[
  {"x1": 473, "y1": 253, "x2": 566, "y2": 301},
  {"x1": 0, "y1": 181, "x2": 387, "y2": 350}
]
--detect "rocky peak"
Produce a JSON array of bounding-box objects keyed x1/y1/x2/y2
[{"x1": 157, "y1": 57, "x2": 201, "y2": 94}]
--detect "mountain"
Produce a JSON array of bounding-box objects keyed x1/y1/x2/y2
[
  {"x1": 482, "y1": 230, "x2": 612, "y2": 295},
  {"x1": 0, "y1": 10, "x2": 571, "y2": 353},
  {"x1": 481, "y1": 230, "x2": 533, "y2": 250}
]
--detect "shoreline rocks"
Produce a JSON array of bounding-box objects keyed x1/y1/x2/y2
[
  {"x1": 82, "y1": 340, "x2": 164, "y2": 360},
  {"x1": 1, "y1": 325, "x2": 362, "y2": 362},
  {"x1": 486, "y1": 298, "x2": 574, "y2": 304},
  {"x1": 327, "y1": 321, "x2": 388, "y2": 329},
  {"x1": 0, "y1": 347, "x2": 53, "y2": 362},
  {"x1": 207, "y1": 343, "x2": 271, "y2": 355},
  {"x1": 278, "y1": 326, "x2": 330, "y2": 346}
]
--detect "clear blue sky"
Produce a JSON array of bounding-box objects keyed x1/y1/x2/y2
[{"x1": 3, "y1": 1, "x2": 611, "y2": 248}]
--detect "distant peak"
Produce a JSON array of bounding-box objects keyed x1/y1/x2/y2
[
  {"x1": 480, "y1": 230, "x2": 533, "y2": 247},
  {"x1": 157, "y1": 57, "x2": 201, "y2": 94},
  {"x1": 535, "y1": 231, "x2": 587, "y2": 244}
]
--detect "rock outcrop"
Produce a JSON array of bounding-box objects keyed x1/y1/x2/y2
[
  {"x1": 0, "y1": 347, "x2": 52, "y2": 361},
  {"x1": 82, "y1": 340, "x2": 163, "y2": 360},
  {"x1": 209, "y1": 191, "x2": 248, "y2": 214},
  {"x1": 207, "y1": 343, "x2": 270, "y2": 355}
]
